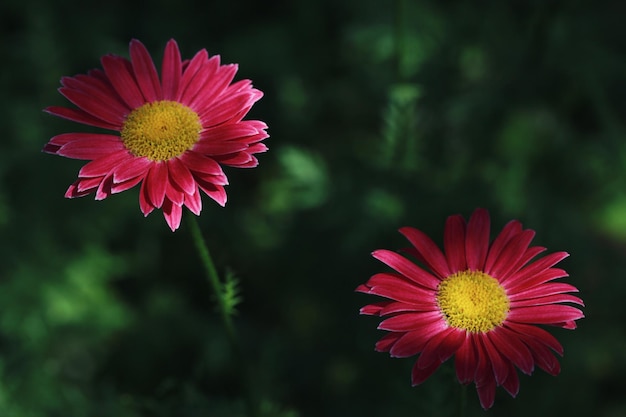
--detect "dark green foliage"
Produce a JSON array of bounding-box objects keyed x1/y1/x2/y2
[{"x1": 0, "y1": 0, "x2": 623, "y2": 415}]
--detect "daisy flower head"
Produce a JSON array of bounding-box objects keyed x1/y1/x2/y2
[
  {"x1": 356, "y1": 208, "x2": 584, "y2": 409},
  {"x1": 44, "y1": 39, "x2": 268, "y2": 231}
]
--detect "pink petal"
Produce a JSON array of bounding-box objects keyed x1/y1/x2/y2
[
  {"x1": 45, "y1": 106, "x2": 120, "y2": 131},
  {"x1": 359, "y1": 301, "x2": 389, "y2": 316},
  {"x1": 507, "y1": 304, "x2": 584, "y2": 325},
  {"x1": 162, "y1": 198, "x2": 183, "y2": 231},
  {"x1": 411, "y1": 360, "x2": 442, "y2": 386},
  {"x1": 505, "y1": 322, "x2": 563, "y2": 355},
  {"x1": 378, "y1": 311, "x2": 443, "y2": 332},
  {"x1": 488, "y1": 229, "x2": 536, "y2": 281},
  {"x1": 473, "y1": 333, "x2": 491, "y2": 383},
  {"x1": 112, "y1": 157, "x2": 153, "y2": 183},
  {"x1": 95, "y1": 174, "x2": 114, "y2": 200},
  {"x1": 161, "y1": 39, "x2": 182, "y2": 100},
  {"x1": 197, "y1": 181, "x2": 227, "y2": 207},
  {"x1": 167, "y1": 157, "x2": 197, "y2": 194},
  {"x1": 78, "y1": 150, "x2": 133, "y2": 178},
  {"x1": 59, "y1": 80, "x2": 128, "y2": 125},
  {"x1": 178, "y1": 55, "x2": 220, "y2": 105},
  {"x1": 111, "y1": 174, "x2": 144, "y2": 194},
  {"x1": 379, "y1": 300, "x2": 438, "y2": 315},
  {"x1": 66, "y1": 178, "x2": 99, "y2": 198},
  {"x1": 360, "y1": 272, "x2": 436, "y2": 304},
  {"x1": 375, "y1": 332, "x2": 402, "y2": 353},
  {"x1": 501, "y1": 361, "x2": 520, "y2": 397},
  {"x1": 416, "y1": 327, "x2": 465, "y2": 368},
  {"x1": 465, "y1": 208, "x2": 490, "y2": 271},
  {"x1": 188, "y1": 62, "x2": 238, "y2": 110},
  {"x1": 145, "y1": 162, "x2": 168, "y2": 208},
  {"x1": 444, "y1": 215, "x2": 467, "y2": 273},
  {"x1": 199, "y1": 92, "x2": 256, "y2": 128},
  {"x1": 502, "y1": 251, "x2": 569, "y2": 286},
  {"x1": 389, "y1": 321, "x2": 445, "y2": 358},
  {"x1": 139, "y1": 179, "x2": 155, "y2": 216},
  {"x1": 198, "y1": 122, "x2": 261, "y2": 143},
  {"x1": 484, "y1": 220, "x2": 523, "y2": 273},
  {"x1": 517, "y1": 332, "x2": 561, "y2": 376},
  {"x1": 510, "y1": 293, "x2": 584, "y2": 308},
  {"x1": 56, "y1": 134, "x2": 125, "y2": 160},
  {"x1": 509, "y1": 282, "x2": 580, "y2": 302},
  {"x1": 487, "y1": 327, "x2": 534, "y2": 375},
  {"x1": 176, "y1": 49, "x2": 209, "y2": 102},
  {"x1": 192, "y1": 140, "x2": 250, "y2": 156},
  {"x1": 480, "y1": 333, "x2": 509, "y2": 385},
  {"x1": 194, "y1": 170, "x2": 228, "y2": 186},
  {"x1": 213, "y1": 152, "x2": 254, "y2": 167},
  {"x1": 506, "y1": 268, "x2": 570, "y2": 293},
  {"x1": 372, "y1": 249, "x2": 440, "y2": 290},
  {"x1": 455, "y1": 336, "x2": 476, "y2": 384},
  {"x1": 184, "y1": 188, "x2": 202, "y2": 215},
  {"x1": 75, "y1": 176, "x2": 103, "y2": 193},
  {"x1": 179, "y1": 151, "x2": 224, "y2": 175},
  {"x1": 130, "y1": 39, "x2": 162, "y2": 102},
  {"x1": 101, "y1": 54, "x2": 145, "y2": 109},
  {"x1": 399, "y1": 226, "x2": 451, "y2": 279},
  {"x1": 475, "y1": 374, "x2": 496, "y2": 410}
]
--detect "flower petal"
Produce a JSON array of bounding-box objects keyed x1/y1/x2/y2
[
  {"x1": 399, "y1": 226, "x2": 451, "y2": 279},
  {"x1": 507, "y1": 305, "x2": 584, "y2": 326},
  {"x1": 167, "y1": 157, "x2": 196, "y2": 194},
  {"x1": 130, "y1": 39, "x2": 162, "y2": 102},
  {"x1": 465, "y1": 208, "x2": 490, "y2": 271},
  {"x1": 372, "y1": 249, "x2": 440, "y2": 290},
  {"x1": 101, "y1": 54, "x2": 145, "y2": 109},
  {"x1": 455, "y1": 336, "x2": 477, "y2": 384},
  {"x1": 145, "y1": 162, "x2": 168, "y2": 208},
  {"x1": 484, "y1": 220, "x2": 522, "y2": 273},
  {"x1": 112, "y1": 157, "x2": 153, "y2": 184},
  {"x1": 184, "y1": 188, "x2": 202, "y2": 215},
  {"x1": 411, "y1": 360, "x2": 442, "y2": 386},
  {"x1": 444, "y1": 215, "x2": 467, "y2": 273},
  {"x1": 162, "y1": 198, "x2": 183, "y2": 231},
  {"x1": 416, "y1": 327, "x2": 465, "y2": 368},
  {"x1": 179, "y1": 151, "x2": 225, "y2": 175},
  {"x1": 45, "y1": 106, "x2": 120, "y2": 130},
  {"x1": 378, "y1": 311, "x2": 443, "y2": 332},
  {"x1": 488, "y1": 229, "x2": 536, "y2": 281},
  {"x1": 46, "y1": 133, "x2": 124, "y2": 160},
  {"x1": 389, "y1": 320, "x2": 445, "y2": 358},
  {"x1": 161, "y1": 39, "x2": 182, "y2": 100},
  {"x1": 78, "y1": 150, "x2": 133, "y2": 178},
  {"x1": 487, "y1": 327, "x2": 535, "y2": 375}
]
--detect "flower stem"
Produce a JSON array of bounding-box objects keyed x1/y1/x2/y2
[{"x1": 187, "y1": 214, "x2": 260, "y2": 417}]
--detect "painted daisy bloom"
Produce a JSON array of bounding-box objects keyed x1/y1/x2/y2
[
  {"x1": 356, "y1": 208, "x2": 584, "y2": 409},
  {"x1": 44, "y1": 39, "x2": 268, "y2": 231}
]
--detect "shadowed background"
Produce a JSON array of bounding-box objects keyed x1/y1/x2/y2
[{"x1": 0, "y1": 0, "x2": 622, "y2": 415}]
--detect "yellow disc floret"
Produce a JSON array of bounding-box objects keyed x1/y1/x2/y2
[
  {"x1": 121, "y1": 100, "x2": 202, "y2": 161},
  {"x1": 436, "y1": 270, "x2": 509, "y2": 333}
]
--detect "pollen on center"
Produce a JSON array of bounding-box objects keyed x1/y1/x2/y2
[
  {"x1": 121, "y1": 100, "x2": 202, "y2": 161},
  {"x1": 436, "y1": 270, "x2": 510, "y2": 333}
]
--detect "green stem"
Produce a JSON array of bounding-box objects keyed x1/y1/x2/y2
[{"x1": 187, "y1": 214, "x2": 260, "y2": 417}]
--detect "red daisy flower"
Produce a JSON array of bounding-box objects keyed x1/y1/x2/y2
[
  {"x1": 357, "y1": 208, "x2": 584, "y2": 409},
  {"x1": 44, "y1": 39, "x2": 268, "y2": 231}
]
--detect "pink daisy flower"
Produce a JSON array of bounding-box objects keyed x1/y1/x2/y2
[
  {"x1": 357, "y1": 208, "x2": 584, "y2": 409},
  {"x1": 44, "y1": 39, "x2": 268, "y2": 231}
]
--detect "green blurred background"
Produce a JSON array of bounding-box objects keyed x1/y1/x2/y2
[{"x1": 0, "y1": 0, "x2": 623, "y2": 415}]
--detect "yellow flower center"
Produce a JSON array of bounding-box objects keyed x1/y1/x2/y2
[
  {"x1": 436, "y1": 270, "x2": 509, "y2": 333},
  {"x1": 121, "y1": 100, "x2": 202, "y2": 161}
]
